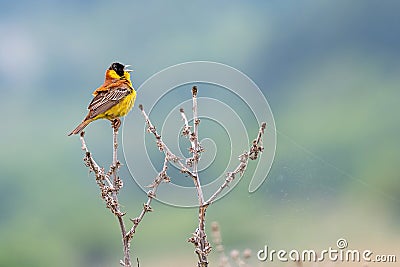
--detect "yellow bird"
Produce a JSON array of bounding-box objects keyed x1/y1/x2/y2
[{"x1": 68, "y1": 62, "x2": 136, "y2": 136}]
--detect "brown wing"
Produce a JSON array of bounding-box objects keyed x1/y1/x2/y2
[{"x1": 85, "y1": 82, "x2": 132, "y2": 120}]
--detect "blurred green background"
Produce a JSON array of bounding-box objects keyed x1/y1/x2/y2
[{"x1": 0, "y1": 1, "x2": 399, "y2": 266}]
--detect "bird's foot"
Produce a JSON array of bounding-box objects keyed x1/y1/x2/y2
[{"x1": 112, "y1": 118, "x2": 121, "y2": 132}]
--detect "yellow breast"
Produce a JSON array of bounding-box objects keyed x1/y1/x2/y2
[{"x1": 103, "y1": 89, "x2": 136, "y2": 119}]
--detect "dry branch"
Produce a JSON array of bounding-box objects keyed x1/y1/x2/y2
[
  {"x1": 139, "y1": 104, "x2": 195, "y2": 179},
  {"x1": 76, "y1": 86, "x2": 267, "y2": 267},
  {"x1": 141, "y1": 86, "x2": 267, "y2": 267},
  {"x1": 78, "y1": 119, "x2": 164, "y2": 267},
  {"x1": 204, "y1": 122, "x2": 266, "y2": 206},
  {"x1": 126, "y1": 156, "x2": 170, "y2": 239}
]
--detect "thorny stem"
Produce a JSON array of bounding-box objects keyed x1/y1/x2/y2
[
  {"x1": 80, "y1": 120, "x2": 149, "y2": 267},
  {"x1": 191, "y1": 86, "x2": 209, "y2": 267},
  {"x1": 80, "y1": 132, "x2": 113, "y2": 188},
  {"x1": 111, "y1": 121, "x2": 131, "y2": 267},
  {"x1": 140, "y1": 87, "x2": 267, "y2": 267},
  {"x1": 126, "y1": 156, "x2": 170, "y2": 239},
  {"x1": 180, "y1": 92, "x2": 209, "y2": 266},
  {"x1": 141, "y1": 102, "x2": 208, "y2": 266},
  {"x1": 249, "y1": 122, "x2": 266, "y2": 160},
  {"x1": 204, "y1": 153, "x2": 248, "y2": 207},
  {"x1": 191, "y1": 86, "x2": 205, "y2": 205},
  {"x1": 139, "y1": 104, "x2": 196, "y2": 180},
  {"x1": 205, "y1": 123, "x2": 265, "y2": 206},
  {"x1": 182, "y1": 95, "x2": 266, "y2": 267}
]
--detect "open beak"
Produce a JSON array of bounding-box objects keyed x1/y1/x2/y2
[{"x1": 124, "y1": 65, "x2": 133, "y2": 72}]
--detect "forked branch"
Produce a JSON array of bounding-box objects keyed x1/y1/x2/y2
[
  {"x1": 78, "y1": 119, "x2": 164, "y2": 267},
  {"x1": 141, "y1": 86, "x2": 267, "y2": 267}
]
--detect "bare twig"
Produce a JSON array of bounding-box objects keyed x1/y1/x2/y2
[
  {"x1": 204, "y1": 122, "x2": 266, "y2": 206},
  {"x1": 80, "y1": 130, "x2": 123, "y2": 217},
  {"x1": 189, "y1": 86, "x2": 209, "y2": 267},
  {"x1": 112, "y1": 121, "x2": 131, "y2": 267},
  {"x1": 180, "y1": 107, "x2": 192, "y2": 137},
  {"x1": 139, "y1": 104, "x2": 196, "y2": 180},
  {"x1": 140, "y1": 101, "x2": 210, "y2": 266},
  {"x1": 80, "y1": 122, "x2": 131, "y2": 266},
  {"x1": 249, "y1": 122, "x2": 266, "y2": 160},
  {"x1": 79, "y1": 118, "x2": 164, "y2": 267},
  {"x1": 180, "y1": 88, "x2": 211, "y2": 267},
  {"x1": 126, "y1": 156, "x2": 170, "y2": 239},
  {"x1": 140, "y1": 87, "x2": 267, "y2": 267},
  {"x1": 190, "y1": 86, "x2": 205, "y2": 205},
  {"x1": 186, "y1": 93, "x2": 267, "y2": 266}
]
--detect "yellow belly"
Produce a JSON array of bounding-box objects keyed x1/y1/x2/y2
[{"x1": 98, "y1": 90, "x2": 136, "y2": 120}]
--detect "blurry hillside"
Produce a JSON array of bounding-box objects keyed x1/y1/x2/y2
[{"x1": 0, "y1": 1, "x2": 399, "y2": 266}]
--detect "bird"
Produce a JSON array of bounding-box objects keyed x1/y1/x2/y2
[{"x1": 68, "y1": 62, "x2": 136, "y2": 136}]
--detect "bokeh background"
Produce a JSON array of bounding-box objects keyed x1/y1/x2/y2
[{"x1": 0, "y1": 1, "x2": 399, "y2": 266}]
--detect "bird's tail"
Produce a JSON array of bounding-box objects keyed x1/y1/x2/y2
[{"x1": 68, "y1": 119, "x2": 93, "y2": 136}]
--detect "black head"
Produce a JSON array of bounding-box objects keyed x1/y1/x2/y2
[{"x1": 109, "y1": 62, "x2": 125, "y2": 77}]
